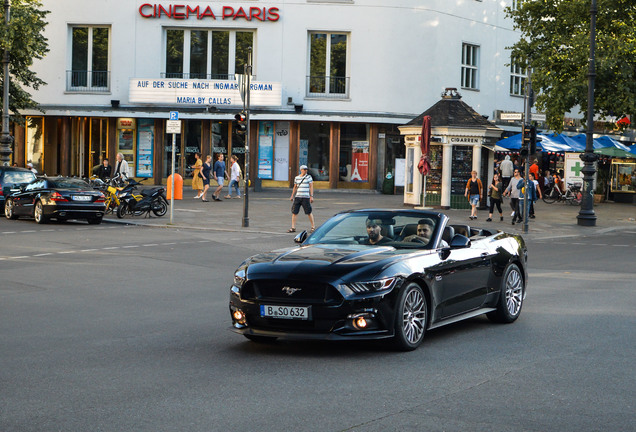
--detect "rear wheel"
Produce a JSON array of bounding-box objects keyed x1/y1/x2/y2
[
  {"x1": 116, "y1": 203, "x2": 127, "y2": 219},
  {"x1": 392, "y1": 282, "x2": 427, "y2": 351},
  {"x1": 34, "y1": 201, "x2": 49, "y2": 224},
  {"x1": 488, "y1": 263, "x2": 524, "y2": 323},
  {"x1": 542, "y1": 188, "x2": 557, "y2": 204},
  {"x1": 4, "y1": 198, "x2": 18, "y2": 220},
  {"x1": 152, "y1": 199, "x2": 168, "y2": 217},
  {"x1": 569, "y1": 191, "x2": 582, "y2": 206}
]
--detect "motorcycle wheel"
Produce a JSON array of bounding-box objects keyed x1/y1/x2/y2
[
  {"x1": 152, "y1": 199, "x2": 168, "y2": 217},
  {"x1": 116, "y1": 203, "x2": 128, "y2": 219}
]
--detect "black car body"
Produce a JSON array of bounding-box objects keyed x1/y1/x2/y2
[
  {"x1": 4, "y1": 177, "x2": 106, "y2": 224},
  {"x1": 0, "y1": 167, "x2": 37, "y2": 209},
  {"x1": 229, "y1": 209, "x2": 528, "y2": 350}
]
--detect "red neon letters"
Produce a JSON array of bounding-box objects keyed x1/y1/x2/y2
[{"x1": 139, "y1": 4, "x2": 280, "y2": 21}]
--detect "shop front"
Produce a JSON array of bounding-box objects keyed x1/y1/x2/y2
[{"x1": 610, "y1": 158, "x2": 636, "y2": 203}]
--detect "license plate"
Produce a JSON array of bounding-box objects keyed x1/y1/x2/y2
[
  {"x1": 72, "y1": 195, "x2": 92, "y2": 201},
  {"x1": 260, "y1": 305, "x2": 311, "y2": 320}
]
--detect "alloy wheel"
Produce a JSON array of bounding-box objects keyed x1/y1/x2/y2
[
  {"x1": 505, "y1": 268, "x2": 523, "y2": 316},
  {"x1": 402, "y1": 288, "x2": 427, "y2": 345}
]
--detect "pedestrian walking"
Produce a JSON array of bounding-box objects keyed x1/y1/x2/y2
[
  {"x1": 200, "y1": 155, "x2": 212, "y2": 202},
  {"x1": 464, "y1": 170, "x2": 483, "y2": 220},
  {"x1": 500, "y1": 155, "x2": 514, "y2": 189},
  {"x1": 212, "y1": 153, "x2": 227, "y2": 201},
  {"x1": 225, "y1": 155, "x2": 242, "y2": 199},
  {"x1": 528, "y1": 172, "x2": 542, "y2": 218},
  {"x1": 191, "y1": 152, "x2": 203, "y2": 199},
  {"x1": 288, "y1": 165, "x2": 315, "y2": 233},
  {"x1": 504, "y1": 168, "x2": 523, "y2": 225},
  {"x1": 486, "y1": 172, "x2": 503, "y2": 222}
]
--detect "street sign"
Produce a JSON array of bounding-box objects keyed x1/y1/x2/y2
[
  {"x1": 166, "y1": 120, "x2": 181, "y2": 134},
  {"x1": 531, "y1": 113, "x2": 547, "y2": 122},
  {"x1": 500, "y1": 112, "x2": 523, "y2": 121},
  {"x1": 169, "y1": 111, "x2": 179, "y2": 120}
]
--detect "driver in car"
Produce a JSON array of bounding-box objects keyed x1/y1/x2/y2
[
  {"x1": 362, "y1": 218, "x2": 393, "y2": 245},
  {"x1": 403, "y1": 218, "x2": 448, "y2": 247}
]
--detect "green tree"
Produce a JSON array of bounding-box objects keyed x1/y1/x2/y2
[
  {"x1": 506, "y1": 0, "x2": 636, "y2": 131},
  {"x1": 0, "y1": 0, "x2": 49, "y2": 123}
]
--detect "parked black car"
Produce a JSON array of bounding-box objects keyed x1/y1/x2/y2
[
  {"x1": 230, "y1": 209, "x2": 528, "y2": 351},
  {"x1": 4, "y1": 177, "x2": 106, "y2": 224},
  {"x1": 0, "y1": 166, "x2": 37, "y2": 210}
]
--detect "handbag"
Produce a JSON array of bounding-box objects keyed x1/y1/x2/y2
[{"x1": 198, "y1": 172, "x2": 203, "y2": 178}]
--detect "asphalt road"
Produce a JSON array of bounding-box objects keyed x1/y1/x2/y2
[{"x1": 1, "y1": 219, "x2": 635, "y2": 432}]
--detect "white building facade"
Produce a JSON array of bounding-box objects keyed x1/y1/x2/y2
[{"x1": 19, "y1": 0, "x2": 526, "y2": 189}]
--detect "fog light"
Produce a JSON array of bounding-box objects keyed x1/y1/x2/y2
[
  {"x1": 354, "y1": 316, "x2": 368, "y2": 329},
  {"x1": 233, "y1": 310, "x2": 245, "y2": 323}
]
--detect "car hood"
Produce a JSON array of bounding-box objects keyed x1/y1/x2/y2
[{"x1": 243, "y1": 243, "x2": 434, "y2": 282}]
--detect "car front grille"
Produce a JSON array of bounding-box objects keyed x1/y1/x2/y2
[{"x1": 241, "y1": 280, "x2": 343, "y2": 305}]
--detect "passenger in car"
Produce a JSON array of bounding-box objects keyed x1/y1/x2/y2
[{"x1": 361, "y1": 218, "x2": 393, "y2": 245}]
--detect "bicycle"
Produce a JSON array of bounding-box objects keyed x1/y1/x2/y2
[{"x1": 542, "y1": 182, "x2": 582, "y2": 205}]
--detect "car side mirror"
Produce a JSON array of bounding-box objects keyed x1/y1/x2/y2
[
  {"x1": 449, "y1": 234, "x2": 471, "y2": 249},
  {"x1": 294, "y1": 231, "x2": 308, "y2": 244}
]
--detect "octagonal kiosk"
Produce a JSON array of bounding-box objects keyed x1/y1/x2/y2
[{"x1": 399, "y1": 89, "x2": 503, "y2": 209}]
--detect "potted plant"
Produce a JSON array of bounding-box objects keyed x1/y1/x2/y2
[{"x1": 594, "y1": 165, "x2": 609, "y2": 203}]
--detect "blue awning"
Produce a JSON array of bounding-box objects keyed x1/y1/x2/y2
[{"x1": 496, "y1": 133, "x2": 582, "y2": 152}]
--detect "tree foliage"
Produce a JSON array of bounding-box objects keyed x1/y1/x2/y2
[
  {"x1": 506, "y1": 0, "x2": 636, "y2": 131},
  {"x1": 0, "y1": 0, "x2": 49, "y2": 124}
]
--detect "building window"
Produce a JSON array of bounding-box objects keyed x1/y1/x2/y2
[
  {"x1": 511, "y1": 0, "x2": 522, "y2": 10},
  {"x1": 510, "y1": 62, "x2": 527, "y2": 96},
  {"x1": 307, "y1": 32, "x2": 349, "y2": 98},
  {"x1": 68, "y1": 26, "x2": 110, "y2": 92},
  {"x1": 164, "y1": 29, "x2": 254, "y2": 79},
  {"x1": 461, "y1": 43, "x2": 479, "y2": 90}
]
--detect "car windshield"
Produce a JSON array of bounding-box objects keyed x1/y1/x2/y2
[
  {"x1": 48, "y1": 178, "x2": 90, "y2": 189},
  {"x1": 304, "y1": 211, "x2": 441, "y2": 249},
  {"x1": 4, "y1": 171, "x2": 36, "y2": 184}
]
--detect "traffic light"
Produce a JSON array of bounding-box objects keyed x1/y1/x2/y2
[
  {"x1": 529, "y1": 126, "x2": 537, "y2": 154},
  {"x1": 234, "y1": 112, "x2": 247, "y2": 135},
  {"x1": 521, "y1": 125, "x2": 531, "y2": 156}
]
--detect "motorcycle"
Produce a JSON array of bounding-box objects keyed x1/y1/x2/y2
[{"x1": 117, "y1": 185, "x2": 168, "y2": 218}]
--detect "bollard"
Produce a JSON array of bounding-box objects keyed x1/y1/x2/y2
[{"x1": 167, "y1": 173, "x2": 183, "y2": 200}]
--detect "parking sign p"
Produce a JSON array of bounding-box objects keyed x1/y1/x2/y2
[{"x1": 170, "y1": 111, "x2": 179, "y2": 121}]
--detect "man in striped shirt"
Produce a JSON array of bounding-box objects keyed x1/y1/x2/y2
[{"x1": 288, "y1": 165, "x2": 315, "y2": 233}]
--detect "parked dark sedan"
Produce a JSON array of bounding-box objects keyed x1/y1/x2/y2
[
  {"x1": 230, "y1": 209, "x2": 528, "y2": 351},
  {"x1": 0, "y1": 166, "x2": 37, "y2": 210},
  {"x1": 4, "y1": 177, "x2": 106, "y2": 224}
]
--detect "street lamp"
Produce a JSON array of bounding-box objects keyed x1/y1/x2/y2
[
  {"x1": 0, "y1": 0, "x2": 13, "y2": 167},
  {"x1": 577, "y1": 0, "x2": 599, "y2": 226}
]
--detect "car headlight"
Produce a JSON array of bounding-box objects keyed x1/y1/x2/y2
[
  {"x1": 233, "y1": 269, "x2": 246, "y2": 288},
  {"x1": 346, "y1": 277, "x2": 399, "y2": 294}
]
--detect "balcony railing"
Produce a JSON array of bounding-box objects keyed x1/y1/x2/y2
[
  {"x1": 66, "y1": 70, "x2": 111, "y2": 92},
  {"x1": 306, "y1": 75, "x2": 350, "y2": 99},
  {"x1": 161, "y1": 72, "x2": 236, "y2": 80}
]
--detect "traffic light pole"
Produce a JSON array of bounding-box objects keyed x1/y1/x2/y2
[{"x1": 522, "y1": 77, "x2": 533, "y2": 234}]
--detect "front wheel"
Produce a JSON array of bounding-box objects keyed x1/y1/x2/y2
[
  {"x1": 487, "y1": 263, "x2": 524, "y2": 323},
  {"x1": 5, "y1": 198, "x2": 18, "y2": 220},
  {"x1": 152, "y1": 198, "x2": 168, "y2": 217},
  {"x1": 34, "y1": 201, "x2": 49, "y2": 224},
  {"x1": 392, "y1": 282, "x2": 427, "y2": 351},
  {"x1": 116, "y1": 203, "x2": 128, "y2": 219}
]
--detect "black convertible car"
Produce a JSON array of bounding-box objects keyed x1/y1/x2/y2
[
  {"x1": 4, "y1": 177, "x2": 106, "y2": 224},
  {"x1": 230, "y1": 209, "x2": 527, "y2": 351}
]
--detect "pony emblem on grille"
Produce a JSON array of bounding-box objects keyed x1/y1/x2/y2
[{"x1": 282, "y1": 286, "x2": 302, "y2": 296}]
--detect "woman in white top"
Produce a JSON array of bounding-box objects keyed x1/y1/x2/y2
[{"x1": 225, "y1": 155, "x2": 242, "y2": 198}]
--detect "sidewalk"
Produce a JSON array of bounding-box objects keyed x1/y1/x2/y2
[{"x1": 104, "y1": 188, "x2": 636, "y2": 240}]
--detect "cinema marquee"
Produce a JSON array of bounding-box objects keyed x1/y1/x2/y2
[{"x1": 138, "y1": 3, "x2": 280, "y2": 21}]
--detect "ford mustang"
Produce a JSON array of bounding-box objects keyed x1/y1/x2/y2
[{"x1": 229, "y1": 209, "x2": 527, "y2": 351}]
